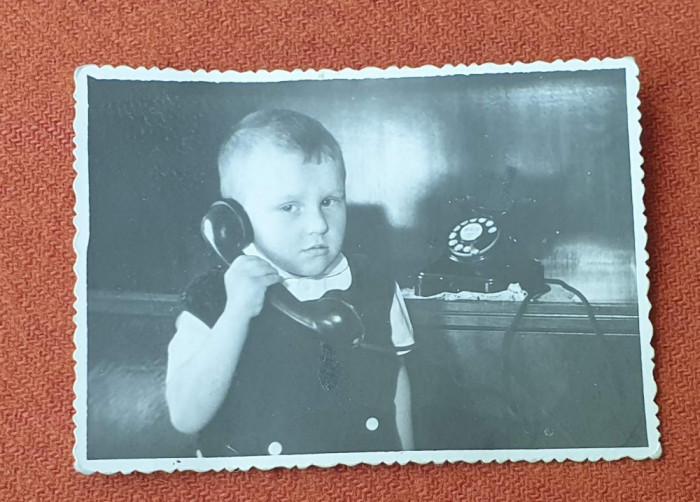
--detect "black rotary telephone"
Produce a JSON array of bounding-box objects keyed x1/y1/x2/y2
[
  {"x1": 415, "y1": 207, "x2": 549, "y2": 297},
  {"x1": 201, "y1": 199, "x2": 366, "y2": 350}
]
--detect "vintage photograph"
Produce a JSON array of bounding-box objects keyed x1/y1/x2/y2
[{"x1": 72, "y1": 59, "x2": 659, "y2": 473}]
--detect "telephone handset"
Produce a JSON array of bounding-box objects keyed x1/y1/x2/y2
[
  {"x1": 201, "y1": 199, "x2": 366, "y2": 350},
  {"x1": 415, "y1": 209, "x2": 549, "y2": 297}
]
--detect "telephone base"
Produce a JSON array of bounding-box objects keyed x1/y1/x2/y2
[{"x1": 415, "y1": 258, "x2": 549, "y2": 297}]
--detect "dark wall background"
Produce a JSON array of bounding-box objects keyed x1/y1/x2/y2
[{"x1": 87, "y1": 69, "x2": 637, "y2": 302}]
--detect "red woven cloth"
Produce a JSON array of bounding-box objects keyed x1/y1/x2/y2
[{"x1": 2, "y1": 1, "x2": 698, "y2": 500}]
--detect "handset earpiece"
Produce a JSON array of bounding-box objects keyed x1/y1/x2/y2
[
  {"x1": 201, "y1": 199, "x2": 366, "y2": 350},
  {"x1": 201, "y1": 199, "x2": 254, "y2": 266}
]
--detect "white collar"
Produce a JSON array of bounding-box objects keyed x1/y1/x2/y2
[{"x1": 242, "y1": 243, "x2": 352, "y2": 301}]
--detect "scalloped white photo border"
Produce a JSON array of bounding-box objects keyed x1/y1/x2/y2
[{"x1": 72, "y1": 58, "x2": 659, "y2": 474}]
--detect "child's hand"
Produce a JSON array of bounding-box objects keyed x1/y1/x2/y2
[{"x1": 222, "y1": 255, "x2": 283, "y2": 320}]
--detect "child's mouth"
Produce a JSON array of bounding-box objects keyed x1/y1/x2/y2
[{"x1": 302, "y1": 245, "x2": 329, "y2": 256}]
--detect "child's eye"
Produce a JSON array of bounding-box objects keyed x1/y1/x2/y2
[
  {"x1": 280, "y1": 204, "x2": 298, "y2": 213},
  {"x1": 321, "y1": 197, "x2": 341, "y2": 208}
]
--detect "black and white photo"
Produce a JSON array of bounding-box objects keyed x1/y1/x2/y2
[{"x1": 72, "y1": 59, "x2": 659, "y2": 473}]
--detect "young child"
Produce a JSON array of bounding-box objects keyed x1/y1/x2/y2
[{"x1": 165, "y1": 109, "x2": 414, "y2": 457}]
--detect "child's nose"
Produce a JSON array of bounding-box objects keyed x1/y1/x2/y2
[{"x1": 305, "y1": 208, "x2": 329, "y2": 234}]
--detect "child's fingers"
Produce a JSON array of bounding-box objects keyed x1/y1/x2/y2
[
  {"x1": 258, "y1": 273, "x2": 284, "y2": 287},
  {"x1": 232, "y1": 256, "x2": 278, "y2": 276},
  {"x1": 247, "y1": 261, "x2": 281, "y2": 279},
  {"x1": 233, "y1": 256, "x2": 282, "y2": 282}
]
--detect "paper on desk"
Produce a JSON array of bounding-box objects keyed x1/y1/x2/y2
[{"x1": 401, "y1": 283, "x2": 528, "y2": 302}]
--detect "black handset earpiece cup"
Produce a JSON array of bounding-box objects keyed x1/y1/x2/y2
[{"x1": 201, "y1": 198, "x2": 254, "y2": 265}]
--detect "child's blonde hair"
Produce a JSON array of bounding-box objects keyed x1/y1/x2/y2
[{"x1": 218, "y1": 109, "x2": 345, "y2": 195}]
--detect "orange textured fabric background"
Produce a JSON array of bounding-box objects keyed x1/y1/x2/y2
[{"x1": 2, "y1": 0, "x2": 699, "y2": 500}]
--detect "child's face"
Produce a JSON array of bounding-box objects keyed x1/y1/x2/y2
[{"x1": 224, "y1": 145, "x2": 347, "y2": 277}]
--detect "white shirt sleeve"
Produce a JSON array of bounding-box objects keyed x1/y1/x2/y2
[
  {"x1": 165, "y1": 310, "x2": 211, "y2": 384},
  {"x1": 389, "y1": 282, "x2": 415, "y2": 355}
]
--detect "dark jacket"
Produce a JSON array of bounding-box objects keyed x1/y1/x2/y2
[{"x1": 182, "y1": 254, "x2": 402, "y2": 456}]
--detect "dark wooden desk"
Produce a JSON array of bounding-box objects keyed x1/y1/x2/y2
[{"x1": 404, "y1": 299, "x2": 647, "y2": 450}]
